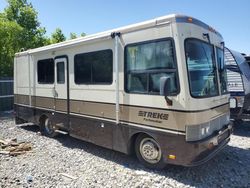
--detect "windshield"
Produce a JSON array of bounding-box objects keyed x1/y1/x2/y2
[
  {"x1": 216, "y1": 48, "x2": 228, "y2": 94},
  {"x1": 185, "y1": 39, "x2": 219, "y2": 97}
]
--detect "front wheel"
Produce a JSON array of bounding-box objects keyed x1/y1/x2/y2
[
  {"x1": 135, "y1": 134, "x2": 166, "y2": 169},
  {"x1": 40, "y1": 116, "x2": 58, "y2": 138}
]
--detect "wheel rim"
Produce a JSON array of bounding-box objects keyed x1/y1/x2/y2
[
  {"x1": 44, "y1": 118, "x2": 54, "y2": 134},
  {"x1": 139, "y1": 137, "x2": 162, "y2": 164}
]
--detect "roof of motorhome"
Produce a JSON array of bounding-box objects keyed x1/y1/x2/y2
[{"x1": 15, "y1": 14, "x2": 222, "y2": 56}]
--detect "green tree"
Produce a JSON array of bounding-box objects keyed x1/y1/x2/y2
[
  {"x1": 70, "y1": 32, "x2": 77, "y2": 39},
  {"x1": 69, "y1": 32, "x2": 86, "y2": 40},
  {"x1": 0, "y1": 0, "x2": 49, "y2": 77},
  {"x1": 80, "y1": 32, "x2": 86, "y2": 37},
  {"x1": 0, "y1": 0, "x2": 85, "y2": 77},
  {"x1": 33, "y1": 27, "x2": 51, "y2": 46},
  {"x1": 0, "y1": 17, "x2": 23, "y2": 77},
  {"x1": 50, "y1": 28, "x2": 66, "y2": 44},
  {"x1": 4, "y1": 0, "x2": 48, "y2": 49}
]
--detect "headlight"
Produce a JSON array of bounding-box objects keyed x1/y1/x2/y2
[
  {"x1": 186, "y1": 122, "x2": 211, "y2": 141},
  {"x1": 230, "y1": 98, "x2": 236, "y2": 108},
  {"x1": 185, "y1": 114, "x2": 229, "y2": 142}
]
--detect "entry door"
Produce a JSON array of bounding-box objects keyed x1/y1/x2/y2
[{"x1": 54, "y1": 57, "x2": 69, "y2": 115}]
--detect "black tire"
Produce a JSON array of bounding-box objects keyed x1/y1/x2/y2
[
  {"x1": 135, "y1": 134, "x2": 166, "y2": 169},
  {"x1": 40, "y1": 116, "x2": 58, "y2": 138}
]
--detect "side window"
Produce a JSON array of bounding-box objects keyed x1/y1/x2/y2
[
  {"x1": 125, "y1": 39, "x2": 178, "y2": 95},
  {"x1": 37, "y1": 59, "x2": 54, "y2": 84},
  {"x1": 74, "y1": 49, "x2": 113, "y2": 84},
  {"x1": 216, "y1": 48, "x2": 227, "y2": 94},
  {"x1": 185, "y1": 39, "x2": 219, "y2": 97},
  {"x1": 57, "y1": 61, "x2": 65, "y2": 84}
]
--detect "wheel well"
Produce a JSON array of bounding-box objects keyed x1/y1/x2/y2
[{"x1": 128, "y1": 132, "x2": 152, "y2": 155}]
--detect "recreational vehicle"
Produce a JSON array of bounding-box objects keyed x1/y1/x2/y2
[
  {"x1": 14, "y1": 14, "x2": 232, "y2": 168},
  {"x1": 225, "y1": 48, "x2": 250, "y2": 122}
]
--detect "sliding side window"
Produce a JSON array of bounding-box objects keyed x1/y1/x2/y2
[
  {"x1": 37, "y1": 58, "x2": 54, "y2": 84},
  {"x1": 125, "y1": 39, "x2": 178, "y2": 95},
  {"x1": 74, "y1": 49, "x2": 113, "y2": 84}
]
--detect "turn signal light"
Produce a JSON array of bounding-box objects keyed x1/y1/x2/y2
[
  {"x1": 208, "y1": 142, "x2": 214, "y2": 150},
  {"x1": 168, "y1": 154, "x2": 176, "y2": 160}
]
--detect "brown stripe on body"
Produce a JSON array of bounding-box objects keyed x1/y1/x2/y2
[
  {"x1": 120, "y1": 105, "x2": 175, "y2": 130},
  {"x1": 14, "y1": 94, "x2": 29, "y2": 105},
  {"x1": 34, "y1": 96, "x2": 55, "y2": 110},
  {"x1": 14, "y1": 94, "x2": 229, "y2": 131},
  {"x1": 55, "y1": 98, "x2": 67, "y2": 112},
  {"x1": 70, "y1": 100, "x2": 115, "y2": 119},
  {"x1": 120, "y1": 103, "x2": 229, "y2": 131},
  {"x1": 172, "y1": 104, "x2": 229, "y2": 131},
  {"x1": 15, "y1": 94, "x2": 55, "y2": 110}
]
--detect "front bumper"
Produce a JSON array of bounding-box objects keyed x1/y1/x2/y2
[
  {"x1": 185, "y1": 124, "x2": 232, "y2": 166},
  {"x1": 162, "y1": 124, "x2": 233, "y2": 166}
]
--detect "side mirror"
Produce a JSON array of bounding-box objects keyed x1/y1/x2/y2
[{"x1": 160, "y1": 77, "x2": 173, "y2": 106}]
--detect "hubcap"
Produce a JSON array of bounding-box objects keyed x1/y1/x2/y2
[{"x1": 139, "y1": 138, "x2": 161, "y2": 164}]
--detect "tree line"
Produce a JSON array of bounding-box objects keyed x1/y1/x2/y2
[{"x1": 0, "y1": 0, "x2": 86, "y2": 77}]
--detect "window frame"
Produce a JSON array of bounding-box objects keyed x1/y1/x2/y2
[
  {"x1": 216, "y1": 46, "x2": 229, "y2": 95},
  {"x1": 124, "y1": 37, "x2": 180, "y2": 96},
  {"x1": 74, "y1": 49, "x2": 113, "y2": 85},
  {"x1": 184, "y1": 38, "x2": 219, "y2": 98},
  {"x1": 37, "y1": 58, "x2": 55, "y2": 84},
  {"x1": 56, "y1": 61, "x2": 65, "y2": 84}
]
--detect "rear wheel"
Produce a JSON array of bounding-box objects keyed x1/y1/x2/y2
[
  {"x1": 135, "y1": 134, "x2": 166, "y2": 169},
  {"x1": 40, "y1": 116, "x2": 58, "y2": 138}
]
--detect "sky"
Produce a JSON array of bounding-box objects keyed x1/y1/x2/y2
[{"x1": 0, "y1": 0, "x2": 250, "y2": 54}]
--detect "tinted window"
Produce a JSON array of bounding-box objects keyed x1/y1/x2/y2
[
  {"x1": 37, "y1": 59, "x2": 54, "y2": 84},
  {"x1": 125, "y1": 39, "x2": 178, "y2": 95},
  {"x1": 57, "y1": 61, "x2": 65, "y2": 84},
  {"x1": 127, "y1": 40, "x2": 175, "y2": 71},
  {"x1": 74, "y1": 50, "x2": 113, "y2": 84},
  {"x1": 216, "y1": 48, "x2": 227, "y2": 94},
  {"x1": 149, "y1": 72, "x2": 177, "y2": 93},
  {"x1": 185, "y1": 39, "x2": 218, "y2": 97}
]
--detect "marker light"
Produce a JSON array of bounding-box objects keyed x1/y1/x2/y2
[
  {"x1": 187, "y1": 17, "x2": 193, "y2": 22},
  {"x1": 168, "y1": 155, "x2": 176, "y2": 160},
  {"x1": 208, "y1": 142, "x2": 214, "y2": 150}
]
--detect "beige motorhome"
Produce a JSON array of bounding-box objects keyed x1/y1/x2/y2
[{"x1": 14, "y1": 14, "x2": 232, "y2": 169}]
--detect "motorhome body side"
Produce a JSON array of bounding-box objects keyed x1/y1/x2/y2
[{"x1": 14, "y1": 14, "x2": 232, "y2": 168}]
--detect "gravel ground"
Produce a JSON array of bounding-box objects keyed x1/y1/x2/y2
[{"x1": 0, "y1": 114, "x2": 250, "y2": 188}]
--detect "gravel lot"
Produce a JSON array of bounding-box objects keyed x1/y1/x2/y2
[{"x1": 0, "y1": 114, "x2": 250, "y2": 188}]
